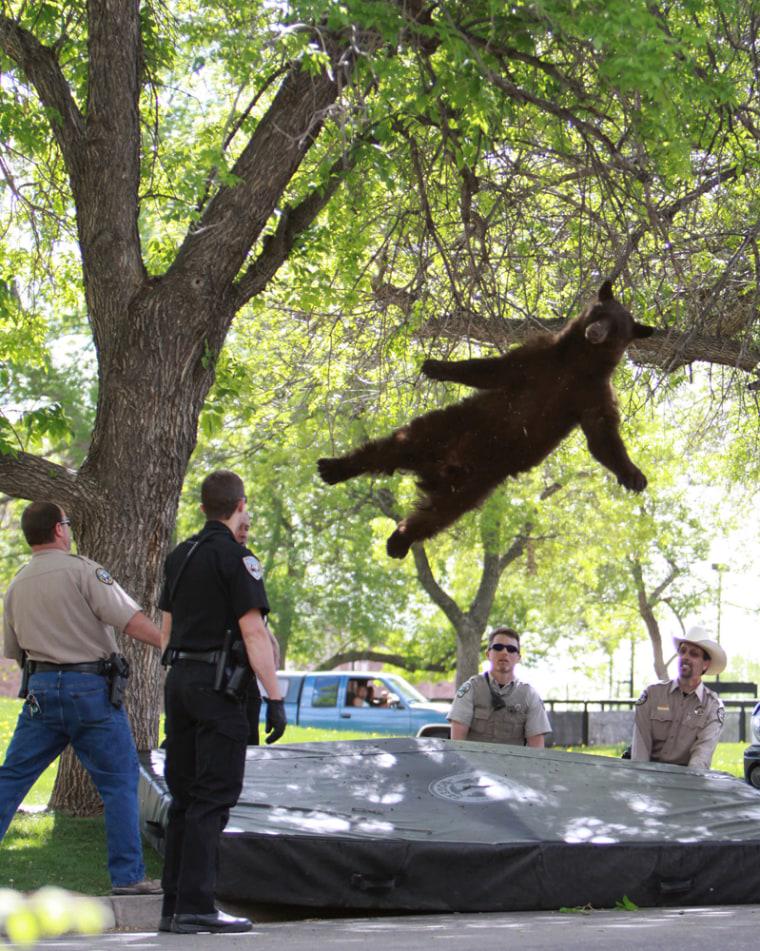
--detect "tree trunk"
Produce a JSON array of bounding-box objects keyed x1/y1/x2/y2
[
  {"x1": 50, "y1": 750, "x2": 102, "y2": 817},
  {"x1": 44, "y1": 285, "x2": 219, "y2": 812},
  {"x1": 630, "y1": 558, "x2": 671, "y2": 682},
  {"x1": 453, "y1": 619, "x2": 484, "y2": 686}
]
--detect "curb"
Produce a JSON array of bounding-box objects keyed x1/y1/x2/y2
[
  {"x1": 106, "y1": 896, "x2": 261, "y2": 933},
  {"x1": 107, "y1": 895, "x2": 162, "y2": 932}
]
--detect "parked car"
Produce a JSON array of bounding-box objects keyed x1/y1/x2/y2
[
  {"x1": 261, "y1": 670, "x2": 450, "y2": 736},
  {"x1": 743, "y1": 701, "x2": 760, "y2": 788}
]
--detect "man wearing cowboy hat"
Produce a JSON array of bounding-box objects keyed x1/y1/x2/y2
[{"x1": 630, "y1": 626, "x2": 726, "y2": 769}]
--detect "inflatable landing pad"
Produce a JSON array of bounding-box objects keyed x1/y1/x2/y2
[{"x1": 139, "y1": 737, "x2": 760, "y2": 912}]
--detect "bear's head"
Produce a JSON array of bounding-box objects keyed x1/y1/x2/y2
[{"x1": 581, "y1": 281, "x2": 654, "y2": 358}]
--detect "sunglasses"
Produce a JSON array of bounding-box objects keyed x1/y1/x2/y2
[{"x1": 489, "y1": 643, "x2": 519, "y2": 654}]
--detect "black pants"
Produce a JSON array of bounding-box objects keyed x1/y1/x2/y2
[{"x1": 161, "y1": 660, "x2": 248, "y2": 916}]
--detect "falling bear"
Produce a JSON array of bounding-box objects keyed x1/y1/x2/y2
[{"x1": 318, "y1": 281, "x2": 654, "y2": 559}]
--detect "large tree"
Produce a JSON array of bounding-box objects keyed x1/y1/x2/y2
[{"x1": 1, "y1": 0, "x2": 759, "y2": 813}]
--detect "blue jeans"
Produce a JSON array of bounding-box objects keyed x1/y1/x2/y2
[{"x1": 0, "y1": 671, "x2": 146, "y2": 887}]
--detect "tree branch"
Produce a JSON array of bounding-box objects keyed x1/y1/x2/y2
[
  {"x1": 410, "y1": 542, "x2": 465, "y2": 628},
  {"x1": 234, "y1": 139, "x2": 365, "y2": 305},
  {"x1": 418, "y1": 311, "x2": 760, "y2": 373},
  {"x1": 0, "y1": 15, "x2": 85, "y2": 164},
  {"x1": 315, "y1": 648, "x2": 452, "y2": 673},
  {"x1": 0, "y1": 452, "x2": 84, "y2": 508},
  {"x1": 371, "y1": 486, "x2": 465, "y2": 628},
  {"x1": 172, "y1": 35, "x2": 362, "y2": 290}
]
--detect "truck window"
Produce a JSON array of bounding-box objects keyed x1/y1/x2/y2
[{"x1": 311, "y1": 677, "x2": 339, "y2": 708}]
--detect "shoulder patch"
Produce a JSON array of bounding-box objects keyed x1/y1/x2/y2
[
  {"x1": 635, "y1": 689, "x2": 648, "y2": 706},
  {"x1": 717, "y1": 707, "x2": 725, "y2": 725},
  {"x1": 243, "y1": 555, "x2": 263, "y2": 581},
  {"x1": 95, "y1": 567, "x2": 114, "y2": 586},
  {"x1": 455, "y1": 681, "x2": 472, "y2": 699}
]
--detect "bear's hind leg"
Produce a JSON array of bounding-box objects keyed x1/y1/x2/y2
[{"x1": 386, "y1": 484, "x2": 490, "y2": 559}]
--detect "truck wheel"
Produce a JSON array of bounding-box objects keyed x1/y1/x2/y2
[{"x1": 749, "y1": 762, "x2": 760, "y2": 789}]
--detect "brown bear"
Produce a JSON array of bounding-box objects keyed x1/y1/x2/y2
[{"x1": 318, "y1": 281, "x2": 654, "y2": 559}]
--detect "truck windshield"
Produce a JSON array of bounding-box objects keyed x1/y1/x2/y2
[{"x1": 384, "y1": 675, "x2": 429, "y2": 703}]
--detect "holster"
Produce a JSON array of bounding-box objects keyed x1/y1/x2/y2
[
  {"x1": 18, "y1": 653, "x2": 30, "y2": 699},
  {"x1": 213, "y1": 630, "x2": 252, "y2": 702},
  {"x1": 106, "y1": 652, "x2": 130, "y2": 708}
]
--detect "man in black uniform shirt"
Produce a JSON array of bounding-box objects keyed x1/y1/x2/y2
[{"x1": 158, "y1": 470, "x2": 286, "y2": 935}]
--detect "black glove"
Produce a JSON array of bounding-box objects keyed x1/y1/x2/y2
[{"x1": 265, "y1": 698, "x2": 287, "y2": 745}]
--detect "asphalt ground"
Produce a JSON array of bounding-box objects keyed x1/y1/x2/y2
[{"x1": 31, "y1": 899, "x2": 760, "y2": 950}]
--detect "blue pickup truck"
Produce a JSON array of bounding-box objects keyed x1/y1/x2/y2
[{"x1": 262, "y1": 670, "x2": 450, "y2": 736}]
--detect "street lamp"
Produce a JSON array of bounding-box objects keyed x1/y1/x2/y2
[{"x1": 711, "y1": 562, "x2": 728, "y2": 646}]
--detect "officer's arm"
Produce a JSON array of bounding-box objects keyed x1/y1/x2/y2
[
  {"x1": 630, "y1": 700, "x2": 652, "y2": 761},
  {"x1": 160, "y1": 612, "x2": 172, "y2": 653},
  {"x1": 239, "y1": 608, "x2": 282, "y2": 700},
  {"x1": 688, "y1": 706, "x2": 724, "y2": 770},
  {"x1": 123, "y1": 610, "x2": 162, "y2": 648},
  {"x1": 525, "y1": 688, "x2": 551, "y2": 747},
  {"x1": 2, "y1": 610, "x2": 23, "y2": 665},
  {"x1": 450, "y1": 721, "x2": 470, "y2": 740}
]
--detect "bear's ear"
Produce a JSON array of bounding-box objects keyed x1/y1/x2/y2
[
  {"x1": 598, "y1": 280, "x2": 614, "y2": 301},
  {"x1": 633, "y1": 321, "x2": 655, "y2": 339}
]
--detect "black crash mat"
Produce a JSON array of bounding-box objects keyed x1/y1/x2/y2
[{"x1": 139, "y1": 737, "x2": 760, "y2": 911}]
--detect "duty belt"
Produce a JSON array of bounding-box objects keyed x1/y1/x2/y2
[
  {"x1": 29, "y1": 661, "x2": 108, "y2": 675},
  {"x1": 167, "y1": 649, "x2": 224, "y2": 665}
]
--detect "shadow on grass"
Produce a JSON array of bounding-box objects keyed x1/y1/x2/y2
[{"x1": 0, "y1": 810, "x2": 162, "y2": 894}]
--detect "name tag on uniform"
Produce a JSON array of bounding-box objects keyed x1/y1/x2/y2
[{"x1": 656, "y1": 705, "x2": 670, "y2": 712}]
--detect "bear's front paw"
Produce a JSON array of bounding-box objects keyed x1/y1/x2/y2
[
  {"x1": 618, "y1": 467, "x2": 647, "y2": 493},
  {"x1": 421, "y1": 359, "x2": 446, "y2": 380},
  {"x1": 317, "y1": 457, "x2": 350, "y2": 485},
  {"x1": 386, "y1": 529, "x2": 411, "y2": 559}
]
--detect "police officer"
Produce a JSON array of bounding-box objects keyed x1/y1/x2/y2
[
  {"x1": 447, "y1": 627, "x2": 551, "y2": 745},
  {"x1": 158, "y1": 470, "x2": 286, "y2": 935},
  {"x1": 0, "y1": 500, "x2": 163, "y2": 894},
  {"x1": 631, "y1": 627, "x2": 726, "y2": 769}
]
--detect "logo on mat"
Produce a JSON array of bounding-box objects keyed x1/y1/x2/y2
[{"x1": 429, "y1": 770, "x2": 518, "y2": 804}]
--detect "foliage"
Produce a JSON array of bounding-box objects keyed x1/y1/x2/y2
[{"x1": 1, "y1": 0, "x2": 759, "y2": 707}]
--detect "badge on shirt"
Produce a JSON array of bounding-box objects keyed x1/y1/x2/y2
[
  {"x1": 95, "y1": 567, "x2": 114, "y2": 585},
  {"x1": 243, "y1": 556, "x2": 263, "y2": 581},
  {"x1": 456, "y1": 682, "x2": 472, "y2": 699}
]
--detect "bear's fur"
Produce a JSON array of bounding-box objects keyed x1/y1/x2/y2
[{"x1": 318, "y1": 281, "x2": 654, "y2": 559}]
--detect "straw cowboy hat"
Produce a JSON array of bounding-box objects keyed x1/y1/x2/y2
[{"x1": 672, "y1": 626, "x2": 727, "y2": 677}]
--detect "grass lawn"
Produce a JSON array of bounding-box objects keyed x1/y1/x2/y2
[{"x1": 0, "y1": 696, "x2": 748, "y2": 894}]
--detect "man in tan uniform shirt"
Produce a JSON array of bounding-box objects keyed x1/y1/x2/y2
[
  {"x1": 448, "y1": 627, "x2": 551, "y2": 745},
  {"x1": 0, "y1": 500, "x2": 162, "y2": 893},
  {"x1": 631, "y1": 627, "x2": 726, "y2": 770}
]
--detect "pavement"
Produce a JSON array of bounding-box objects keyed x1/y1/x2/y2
[{"x1": 31, "y1": 898, "x2": 760, "y2": 950}]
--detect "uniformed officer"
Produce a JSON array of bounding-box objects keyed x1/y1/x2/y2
[
  {"x1": 630, "y1": 627, "x2": 726, "y2": 769},
  {"x1": 158, "y1": 470, "x2": 286, "y2": 935},
  {"x1": 0, "y1": 500, "x2": 163, "y2": 894},
  {"x1": 447, "y1": 627, "x2": 551, "y2": 745}
]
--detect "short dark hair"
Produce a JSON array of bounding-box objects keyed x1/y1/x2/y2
[
  {"x1": 488, "y1": 626, "x2": 520, "y2": 650},
  {"x1": 21, "y1": 501, "x2": 63, "y2": 546},
  {"x1": 201, "y1": 470, "x2": 245, "y2": 520}
]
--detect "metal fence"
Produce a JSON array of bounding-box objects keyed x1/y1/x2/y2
[{"x1": 544, "y1": 698, "x2": 758, "y2": 747}]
